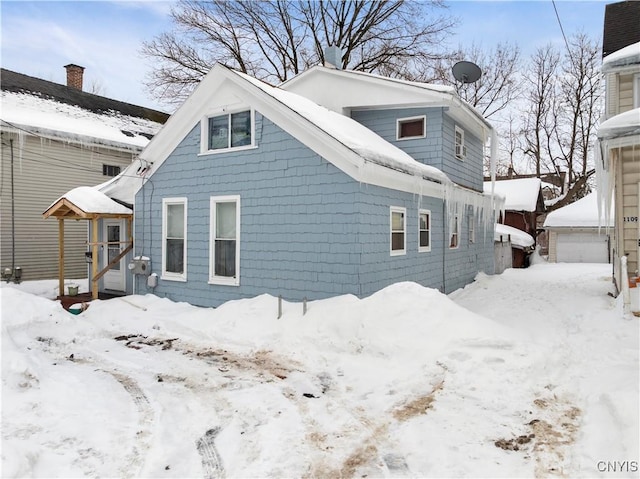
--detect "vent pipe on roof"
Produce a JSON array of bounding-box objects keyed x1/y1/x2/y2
[
  {"x1": 324, "y1": 46, "x2": 343, "y2": 70},
  {"x1": 64, "y1": 64, "x2": 85, "y2": 90}
]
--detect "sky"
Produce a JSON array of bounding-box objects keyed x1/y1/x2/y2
[{"x1": 0, "y1": 1, "x2": 608, "y2": 113}]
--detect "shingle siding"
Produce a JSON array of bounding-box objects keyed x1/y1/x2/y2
[
  {"x1": 135, "y1": 112, "x2": 494, "y2": 307},
  {"x1": 351, "y1": 108, "x2": 484, "y2": 191},
  {"x1": 351, "y1": 107, "x2": 444, "y2": 171}
]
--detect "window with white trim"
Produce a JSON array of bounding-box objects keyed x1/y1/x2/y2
[
  {"x1": 449, "y1": 214, "x2": 460, "y2": 249},
  {"x1": 397, "y1": 116, "x2": 426, "y2": 140},
  {"x1": 390, "y1": 206, "x2": 406, "y2": 255},
  {"x1": 210, "y1": 196, "x2": 240, "y2": 285},
  {"x1": 468, "y1": 211, "x2": 476, "y2": 244},
  {"x1": 162, "y1": 198, "x2": 187, "y2": 281},
  {"x1": 202, "y1": 110, "x2": 253, "y2": 153},
  {"x1": 419, "y1": 209, "x2": 431, "y2": 252},
  {"x1": 455, "y1": 126, "x2": 466, "y2": 160},
  {"x1": 634, "y1": 74, "x2": 640, "y2": 108}
]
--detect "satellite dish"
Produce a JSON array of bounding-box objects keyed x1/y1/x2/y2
[{"x1": 452, "y1": 61, "x2": 482, "y2": 84}]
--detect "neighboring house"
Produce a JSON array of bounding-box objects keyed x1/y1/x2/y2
[
  {"x1": 0, "y1": 65, "x2": 168, "y2": 283},
  {"x1": 128, "y1": 62, "x2": 502, "y2": 308},
  {"x1": 483, "y1": 178, "x2": 544, "y2": 267},
  {"x1": 596, "y1": 34, "x2": 640, "y2": 297},
  {"x1": 544, "y1": 192, "x2": 613, "y2": 263}
]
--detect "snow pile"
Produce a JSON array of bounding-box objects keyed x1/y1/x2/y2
[
  {"x1": 544, "y1": 192, "x2": 614, "y2": 228},
  {"x1": 2, "y1": 264, "x2": 637, "y2": 478}
]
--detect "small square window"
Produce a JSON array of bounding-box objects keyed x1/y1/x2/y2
[
  {"x1": 102, "y1": 164, "x2": 121, "y2": 176},
  {"x1": 397, "y1": 116, "x2": 426, "y2": 140}
]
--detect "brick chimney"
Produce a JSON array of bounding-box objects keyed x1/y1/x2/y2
[{"x1": 64, "y1": 64, "x2": 85, "y2": 90}]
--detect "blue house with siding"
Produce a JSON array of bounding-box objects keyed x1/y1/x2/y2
[{"x1": 129, "y1": 62, "x2": 500, "y2": 308}]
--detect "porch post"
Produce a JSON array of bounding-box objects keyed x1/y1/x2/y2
[
  {"x1": 91, "y1": 217, "x2": 99, "y2": 300},
  {"x1": 58, "y1": 218, "x2": 64, "y2": 297}
]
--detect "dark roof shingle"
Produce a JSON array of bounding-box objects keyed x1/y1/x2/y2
[{"x1": 0, "y1": 68, "x2": 169, "y2": 124}]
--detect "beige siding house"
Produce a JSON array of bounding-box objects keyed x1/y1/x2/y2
[
  {"x1": 0, "y1": 66, "x2": 168, "y2": 282},
  {"x1": 597, "y1": 40, "x2": 640, "y2": 307}
]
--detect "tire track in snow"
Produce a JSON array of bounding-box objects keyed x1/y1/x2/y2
[
  {"x1": 102, "y1": 370, "x2": 154, "y2": 478},
  {"x1": 196, "y1": 427, "x2": 225, "y2": 479}
]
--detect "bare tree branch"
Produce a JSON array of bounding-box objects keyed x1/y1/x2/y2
[{"x1": 140, "y1": 0, "x2": 456, "y2": 105}]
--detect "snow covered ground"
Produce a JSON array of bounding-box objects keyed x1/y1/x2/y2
[{"x1": 2, "y1": 262, "x2": 638, "y2": 478}]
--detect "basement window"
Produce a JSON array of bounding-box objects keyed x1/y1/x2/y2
[{"x1": 397, "y1": 116, "x2": 426, "y2": 140}]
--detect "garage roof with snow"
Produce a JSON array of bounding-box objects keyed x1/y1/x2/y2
[{"x1": 543, "y1": 192, "x2": 613, "y2": 228}]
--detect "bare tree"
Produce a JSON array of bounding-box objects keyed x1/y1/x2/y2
[
  {"x1": 521, "y1": 44, "x2": 561, "y2": 178},
  {"x1": 519, "y1": 34, "x2": 602, "y2": 209},
  {"x1": 429, "y1": 42, "x2": 522, "y2": 119},
  {"x1": 141, "y1": 0, "x2": 456, "y2": 105}
]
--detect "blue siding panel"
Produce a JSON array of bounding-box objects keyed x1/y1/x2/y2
[
  {"x1": 135, "y1": 112, "x2": 494, "y2": 307},
  {"x1": 351, "y1": 107, "x2": 485, "y2": 192}
]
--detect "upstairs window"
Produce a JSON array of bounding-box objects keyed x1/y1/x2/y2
[
  {"x1": 397, "y1": 116, "x2": 426, "y2": 140},
  {"x1": 205, "y1": 110, "x2": 253, "y2": 152},
  {"x1": 419, "y1": 209, "x2": 431, "y2": 252},
  {"x1": 455, "y1": 126, "x2": 466, "y2": 160},
  {"x1": 390, "y1": 207, "x2": 406, "y2": 255},
  {"x1": 634, "y1": 74, "x2": 640, "y2": 108}
]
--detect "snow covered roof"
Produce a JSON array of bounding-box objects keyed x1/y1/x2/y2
[
  {"x1": 1, "y1": 91, "x2": 163, "y2": 151},
  {"x1": 543, "y1": 192, "x2": 614, "y2": 228},
  {"x1": 140, "y1": 63, "x2": 457, "y2": 201},
  {"x1": 280, "y1": 65, "x2": 492, "y2": 135},
  {"x1": 43, "y1": 186, "x2": 132, "y2": 218},
  {"x1": 598, "y1": 107, "x2": 640, "y2": 140},
  {"x1": 235, "y1": 70, "x2": 450, "y2": 184},
  {"x1": 494, "y1": 223, "x2": 534, "y2": 249},
  {"x1": 483, "y1": 178, "x2": 542, "y2": 212},
  {"x1": 602, "y1": 41, "x2": 640, "y2": 73}
]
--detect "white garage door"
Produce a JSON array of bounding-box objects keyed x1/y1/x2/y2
[{"x1": 557, "y1": 233, "x2": 610, "y2": 263}]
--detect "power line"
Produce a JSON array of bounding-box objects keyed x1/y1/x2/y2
[{"x1": 551, "y1": 0, "x2": 578, "y2": 71}]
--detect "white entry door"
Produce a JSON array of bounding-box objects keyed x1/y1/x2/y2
[{"x1": 103, "y1": 219, "x2": 126, "y2": 291}]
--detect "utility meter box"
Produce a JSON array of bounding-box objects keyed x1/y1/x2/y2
[{"x1": 129, "y1": 257, "x2": 151, "y2": 275}]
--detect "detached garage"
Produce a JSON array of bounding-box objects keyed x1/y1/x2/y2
[{"x1": 544, "y1": 193, "x2": 613, "y2": 263}]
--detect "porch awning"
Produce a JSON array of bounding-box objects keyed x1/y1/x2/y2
[{"x1": 43, "y1": 186, "x2": 132, "y2": 219}]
